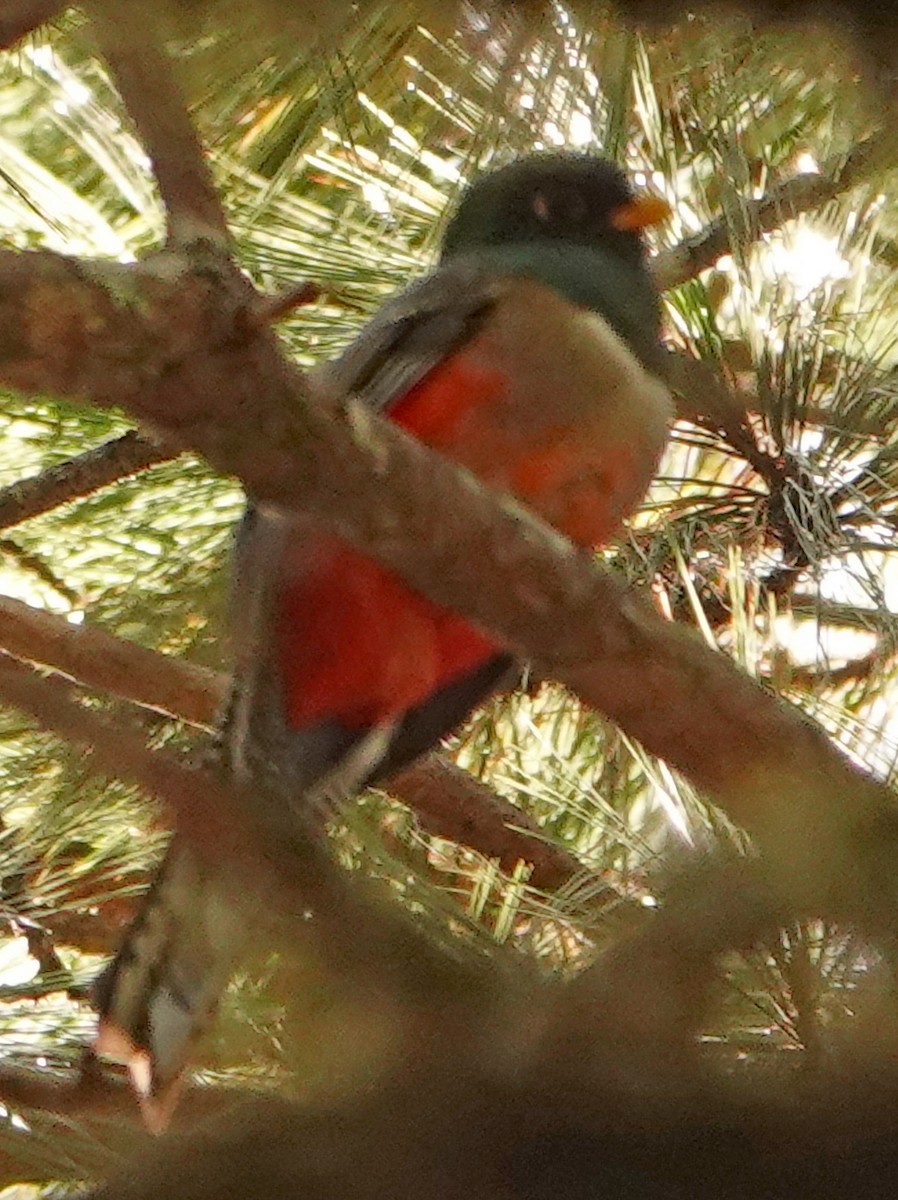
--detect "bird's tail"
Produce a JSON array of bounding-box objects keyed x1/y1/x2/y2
[
  {"x1": 92, "y1": 838, "x2": 248, "y2": 1133},
  {"x1": 89, "y1": 504, "x2": 447, "y2": 1130}
]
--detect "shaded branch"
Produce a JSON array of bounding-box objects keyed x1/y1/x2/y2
[
  {"x1": 41, "y1": 899, "x2": 143, "y2": 955},
  {"x1": 387, "y1": 756, "x2": 593, "y2": 892},
  {"x1": 784, "y1": 649, "x2": 893, "y2": 691},
  {"x1": 0, "y1": 651, "x2": 353, "y2": 931},
  {"x1": 0, "y1": 1057, "x2": 277, "y2": 1187},
  {"x1": 0, "y1": 653, "x2": 228, "y2": 848},
  {"x1": 0, "y1": 0, "x2": 62, "y2": 50},
  {"x1": 0, "y1": 1056, "x2": 263, "y2": 1127},
  {"x1": 0, "y1": 652, "x2": 508, "y2": 1013},
  {"x1": 0, "y1": 431, "x2": 170, "y2": 531},
  {"x1": 0, "y1": 594, "x2": 586, "y2": 890},
  {"x1": 249, "y1": 280, "x2": 324, "y2": 328},
  {"x1": 0, "y1": 247, "x2": 895, "y2": 929},
  {"x1": 0, "y1": 665, "x2": 861, "y2": 1200},
  {"x1": 0, "y1": 593, "x2": 225, "y2": 724}
]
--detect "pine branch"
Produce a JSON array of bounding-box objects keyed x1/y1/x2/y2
[
  {"x1": 0, "y1": 652, "x2": 351, "y2": 928},
  {"x1": 387, "y1": 756, "x2": 594, "y2": 891},
  {"x1": 0, "y1": 595, "x2": 587, "y2": 890},
  {"x1": 0, "y1": 432, "x2": 169, "y2": 531},
  {"x1": 0, "y1": 593, "x2": 225, "y2": 723},
  {"x1": 786, "y1": 650, "x2": 893, "y2": 691},
  {"x1": 0, "y1": 654, "x2": 224, "y2": 844},
  {"x1": 0, "y1": 247, "x2": 894, "y2": 932},
  {"x1": 790, "y1": 595, "x2": 898, "y2": 630},
  {"x1": 0, "y1": 1055, "x2": 263, "y2": 1126},
  {"x1": 0, "y1": 653, "x2": 506, "y2": 1011},
  {"x1": 0, "y1": 1056, "x2": 277, "y2": 1186},
  {"x1": 86, "y1": 5, "x2": 229, "y2": 245},
  {"x1": 0, "y1": 666, "x2": 836, "y2": 1200},
  {"x1": 0, "y1": 0, "x2": 62, "y2": 50},
  {"x1": 653, "y1": 131, "x2": 898, "y2": 290}
]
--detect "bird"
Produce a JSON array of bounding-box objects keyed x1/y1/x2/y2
[{"x1": 92, "y1": 151, "x2": 673, "y2": 1130}]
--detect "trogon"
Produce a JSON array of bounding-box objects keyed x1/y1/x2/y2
[{"x1": 93, "y1": 151, "x2": 673, "y2": 1129}]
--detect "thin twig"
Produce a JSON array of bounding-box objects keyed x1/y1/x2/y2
[
  {"x1": 0, "y1": 536, "x2": 79, "y2": 603},
  {"x1": 653, "y1": 131, "x2": 898, "y2": 290},
  {"x1": 86, "y1": 5, "x2": 229, "y2": 244},
  {"x1": 0, "y1": 431, "x2": 170, "y2": 531},
  {"x1": 248, "y1": 281, "x2": 324, "y2": 329}
]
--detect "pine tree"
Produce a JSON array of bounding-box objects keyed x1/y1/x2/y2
[{"x1": 0, "y1": 2, "x2": 897, "y2": 1191}]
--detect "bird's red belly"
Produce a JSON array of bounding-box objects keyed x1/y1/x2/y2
[
  {"x1": 277, "y1": 544, "x2": 495, "y2": 728},
  {"x1": 277, "y1": 354, "x2": 506, "y2": 729}
]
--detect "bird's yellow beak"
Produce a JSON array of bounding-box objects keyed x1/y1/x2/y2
[{"x1": 610, "y1": 194, "x2": 671, "y2": 232}]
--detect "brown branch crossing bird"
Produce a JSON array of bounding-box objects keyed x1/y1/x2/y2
[{"x1": 93, "y1": 151, "x2": 673, "y2": 1129}]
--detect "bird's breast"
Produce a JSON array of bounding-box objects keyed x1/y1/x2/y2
[
  {"x1": 398, "y1": 276, "x2": 672, "y2": 548},
  {"x1": 273, "y1": 277, "x2": 671, "y2": 730}
]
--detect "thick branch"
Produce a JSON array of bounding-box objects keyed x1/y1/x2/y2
[
  {"x1": 0, "y1": 247, "x2": 894, "y2": 926},
  {"x1": 0, "y1": 595, "x2": 586, "y2": 889},
  {"x1": 0, "y1": 432, "x2": 168, "y2": 531}
]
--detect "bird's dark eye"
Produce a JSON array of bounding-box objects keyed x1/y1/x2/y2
[
  {"x1": 531, "y1": 186, "x2": 588, "y2": 227},
  {"x1": 564, "y1": 188, "x2": 588, "y2": 223}
]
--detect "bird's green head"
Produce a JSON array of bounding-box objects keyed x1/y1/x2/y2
[
  {"x1": 440, "y1": 152, "x2": 669, "y2": 373},
  {"x1": 439, "y1": 152, "x2": 668, "y2": 272}
]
